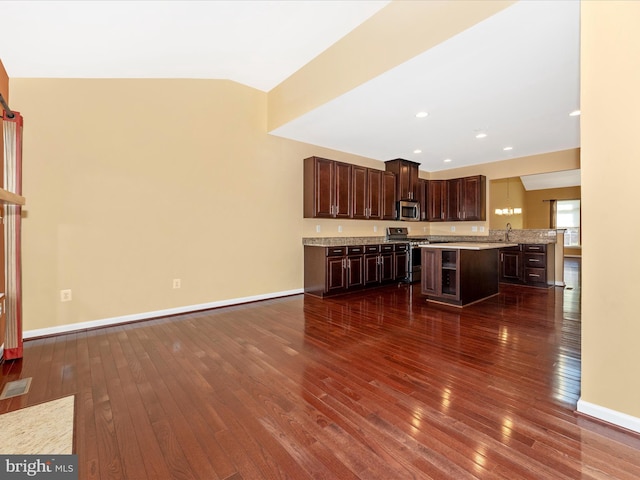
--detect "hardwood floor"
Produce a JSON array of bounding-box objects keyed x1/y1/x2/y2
[{"x1": 2, "y1": 257, "x2": 640, "y2": 479}]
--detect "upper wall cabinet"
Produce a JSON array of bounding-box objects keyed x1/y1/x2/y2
[
  {"x1": 384, "y1": 159, "x2": 421, "y2": 201},
  {"x1": 352, "y1": 166, "x2": 387, "y2": 220},
  {"x1": 427, "y1": 179, "x2": 447, "y2": 222},
  {"x1": 304, "y1": 156, "x2": 352, "y2": 218},
  {"x1": 443, "y1": 175, "x2": 486, "y2": 221}
]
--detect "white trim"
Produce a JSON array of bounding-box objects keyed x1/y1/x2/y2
[
  {"x1": 0, "y1": 343, "x2": 3, "y2": 360},
  {"x1": 24, "y1": 288, "x2": 304, "y2": 339},
  {"x1": 555, "y1": 281, "x2": 566, "y2": 287},
  {"x1": 577, "y1": 398, "x2": 640, "y2": 434}
]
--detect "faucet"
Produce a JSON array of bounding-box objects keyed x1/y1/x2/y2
[{"x1": 505, "y1": 222, "x2": 512, "y2": 242}]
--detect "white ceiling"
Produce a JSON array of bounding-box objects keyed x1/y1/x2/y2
[
  {"x1": 520, "y1": 169, "x2": 581, "y2": 191},
  {"x1": 1, "y1": 0, "x2": 580, "y2": 186}
]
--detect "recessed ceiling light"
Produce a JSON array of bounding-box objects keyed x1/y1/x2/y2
[
  {"x1": 415, "y1": 111, "x2": 428, "y2": 118},
  {"x1": 444, "y1": 158, "x2": 452, "y2": 163},
  {"x1": 569, "y1": 109, "x2": 581, "y2": 116},
  {"x1": 475, "y1": 132, "x2": 487, "y2": 139},
  {"x1": 413, "y1": 149, "x2": 422, "y2": 154},
  {"x1": 503, "y1": 146, "x2": 513, "y2": 151}
]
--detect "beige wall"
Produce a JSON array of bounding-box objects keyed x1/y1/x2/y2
[
  {"x1": 489, "y1": 177, "x2": 525, "y2": 230},
  {"x1": 12, "y1": 78, "x2": 387, "y2": 332},
  {"x1": 580, "y1": 1, "x2": 640, "y2": 421}
]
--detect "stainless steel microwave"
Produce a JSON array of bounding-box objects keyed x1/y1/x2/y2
[{"x1": 397, "y1": 200, "x2": 420, "y2": 221}]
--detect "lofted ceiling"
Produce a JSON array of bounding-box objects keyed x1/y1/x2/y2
[{"x1": 1, "y1": 0, "x2": 580, "y2": 186}]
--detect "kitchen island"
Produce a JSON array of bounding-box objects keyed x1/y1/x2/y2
[{"x1": 421, "y1": 243, "x2": 517, "y2": 307}]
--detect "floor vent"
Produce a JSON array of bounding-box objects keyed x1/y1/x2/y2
[{"x1": 0, "y1": 377, "x2": 32, "y2": 400}]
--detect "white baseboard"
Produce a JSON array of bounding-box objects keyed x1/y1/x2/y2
[
  {"x1": 577, "y1": 398, "x2": 640, "y2": 434},
  {"x1": 24, "y1": 288, "x2": 304, "y2": 339}
]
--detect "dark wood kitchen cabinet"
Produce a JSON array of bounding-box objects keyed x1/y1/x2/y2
[
  {"x1": 499, "y1": 245, "x2": 523, "y2": 283},
  {"x1": 499, "y1": 243, "x2": 555, "y2": 287},
  {"x1": 446, "y1": 175, "x2": 486, "y2": 221},
  {"x1": 523, "y1": 244, "x2": 555, "y2": 287},
  {"x1": 460, "y1": 175, "x2": 486, "y2": 221},
  {"x1": 446, "y1": 178, "x2": 463, "y2": 221},
  {"x1": 418, "y1": 179, "x2": 429, "y2": 221},
  {"x1": 421, "y1": 246, "x2": 499, "y2": 306},
  {"x1": 352, "y1": 166, "x2": 384, "y2": 219},
  {"x1": 304, "y1": 243, "x2": 409, "y2": 297},
  {"x1": 382, "y1": 171, "x2": 397, "y2": 220},
  {"x1": 304, "y1": 156, "x2": 352, "y2": 218},
  {"x1": 427, "y1": 179, "x2": 447, "y2": 221},
  {"x1": 384, "y1": 159, "x2": 420, "y2": 201}
]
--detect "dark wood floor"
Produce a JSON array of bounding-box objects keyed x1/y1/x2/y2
[{"x1": 2, "y1": 258, "x2": 640, "y2": 479}]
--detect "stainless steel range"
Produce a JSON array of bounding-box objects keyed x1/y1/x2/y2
[{"x1": 386, "y1": 227, "x2": 429, "y2": 283}]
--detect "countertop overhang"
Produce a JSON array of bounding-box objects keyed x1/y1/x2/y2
[{"x1": 421, "y1": 242, "x2": 519, "y2": 250}]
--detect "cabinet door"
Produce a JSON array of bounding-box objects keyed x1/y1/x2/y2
[
  {"x1": 394, "y1": 251, "x2": 409, "y2": 281},
  {"x1": 427, "y1": 180, "x2": 447, "y2": 221},
  {"x1": 500, "y1": 250, "x2": 522, "y2": 282},
  {"x1": 364, "y1": 254, "x2": 381, "y2": 285},
  {"x1": 367, "y1": 169, "x2": 382, "y2": 219},
  {"x1": 418, "y1": 179, "x2": 429, "y2": 221},
  {"x1": 346, "y1": 255, "x2": 363, "y2": 288},
  {"x1": 380, "y1": 253, "x2": 394, "y2": 282},
  {"x1": 382, "y1": 171, "x2": 397, "y2": 220},
  {"x1": 326, "y1": 257, "x2": 346, "y2": 293},
  {"x1": 461, "y1": 175, "x2": 486, "y2": 221},
  {"x1": 304, "y1": 157, "x2": 334, "y2": 218},
  {"x1": 421, "y1": 249, "x2": 439, "y2": 295},
  {"x1": 351, "y1": 165, "x2": 367, "y2": 219},
  {"x1": 334, "y1": 162, "x2": 352, "y2": 218},
  {"x1": 447, "y1": 178, "x2": 462, "y2": 221}
]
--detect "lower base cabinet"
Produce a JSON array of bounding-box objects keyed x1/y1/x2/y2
[
  {"x1": 304, "y1": 243, "x2": 409, "y2": 297},
  {"x1": 421, "y1": 247, "x2": 498, "y2": 307},
  {"x1": 499, "y1": 244, "x2": 555, "y2": 288}
]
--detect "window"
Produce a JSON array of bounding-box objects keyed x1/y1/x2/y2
[{"x1": 556, "y1": 199, "x2": 580, "y2": 246}]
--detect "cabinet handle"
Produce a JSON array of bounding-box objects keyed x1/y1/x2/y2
[
  {"x1": 529, "y1": 259, "x2": 540, "y2": 262},
  {"x1": 528, "y1": 274, "x2": 540, "y2": 277}
]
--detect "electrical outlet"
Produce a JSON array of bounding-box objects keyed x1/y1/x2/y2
[
  {"x1": 60, "y1": 289, "x2": 72, "y2": 302},
  {"x1": 338, "y1": 225, "x2": 342, "y2": 233},
  {"x1": 315, "y1": 224, "x2": 321, "y2": 233},
  {"x1": 373, "y1": 225, "x2": 377, "y2": 233},
  {"x1": 472, "y1": 226, "x2": 478, "y2": 232},
  {"x1": 480, "y1": 226, "x2": 485, "y2": 232},
  {"x1": 173, "y1": 279, "x2": 181, "y2": 289},
  {"x1": 450, "y1": 226, "x2": 456, "y2": 232}
]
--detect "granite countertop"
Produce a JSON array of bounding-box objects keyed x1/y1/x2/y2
[
  {"x1": 302, "y1": 229, "x2": 560, "y2": 247},
  {"x1": 421, "y1": 242, "x2": 519, "y2": 250},
  {"x1": 303, "y1": 236, "x2": 408, "y2": 247}
]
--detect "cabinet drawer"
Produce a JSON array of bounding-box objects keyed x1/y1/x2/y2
[
  {"x1": 363, "y1": 244, "x2": 379, "y2": 253},
  {"x1": 525, "y1": 267, "x2": 546, "y2": 284},
  {"x1": 394, "y1": 243, "x2": 409, "y2": 252},
  {"x1": 524, "y1": 244, "x2": 547, "y2": 253},
  {"x1": 326, "y1": 247, "x2": 346, "y2": 257},
  {"x1": 524, "y1": 253, "x2": 545, "y2": 267},
  {"x1": 347, "y1": 246, "x2": 364, "y2": 255},
  {"x1": 380, "y1": 244, "x2": 395, "y2": 253}
]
